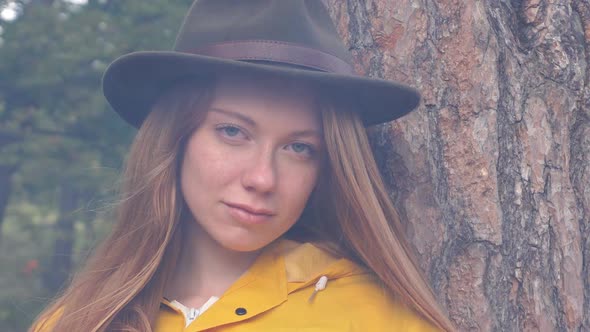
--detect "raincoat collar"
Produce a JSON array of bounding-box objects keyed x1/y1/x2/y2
[
  {"x1": 280, "y1": 240, "x2": 367, "y2": 292},
  {"x1": 160, "y1": 238, "x2": 367, "y2": 331}
]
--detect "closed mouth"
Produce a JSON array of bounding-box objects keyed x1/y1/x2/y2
[{"x1": 223, "y1": 202, "x2": 275, "y2": 216}]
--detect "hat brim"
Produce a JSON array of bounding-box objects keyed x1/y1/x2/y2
[{"x1": 102, "y1": 51, "x2": 421, "y2": 128}]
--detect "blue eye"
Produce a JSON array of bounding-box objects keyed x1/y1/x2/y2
[
  {"x1": 222, "y1": 126, "x2": 240, "y2": 137},
  {"x1": 292, "y1": 143, "x2": 309, "y2": 153},
  {"x1": 216, "y1": 124, "x2": 246, "y2": 139},
  {"x1": 288, "y1": 142, "x2": 315, "y2": 157}
]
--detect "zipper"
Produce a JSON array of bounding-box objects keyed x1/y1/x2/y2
[{"x1": 188, "y1": 307, "x2": 198, "y2": 321}]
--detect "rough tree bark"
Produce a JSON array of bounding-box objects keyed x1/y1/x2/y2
[{"x1": 323, "y1": 0, "x2": 590, "y2": 331}]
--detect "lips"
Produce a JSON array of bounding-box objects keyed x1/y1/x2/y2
[
  {"x1": 223, "y1": 201, "x2": 275, "y2": 224},
  {"x1": 225, "y1": 202, "x2": 274, "y2": 215}
]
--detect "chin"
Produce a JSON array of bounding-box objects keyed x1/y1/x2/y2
[{"x1": 216, "y1": 235, "x2": 272, "y2": 252}]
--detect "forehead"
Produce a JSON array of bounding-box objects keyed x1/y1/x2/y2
[{"x1": 211, "y1": 73, "x2": 320, "y2": 124}]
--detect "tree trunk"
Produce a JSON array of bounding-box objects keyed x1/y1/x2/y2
[
  {"x1": 0, "y1": 164, "x2": 16, "y2": 240},
  {"x1": 323, "y1": 0, "x2": 590, "y2": 331},
  {"x1": 0, "y1": 118, "x2": 24, "y2": 242},
  {"x1": 42, "y1": 182, "x2": 79, "y2": 293}
]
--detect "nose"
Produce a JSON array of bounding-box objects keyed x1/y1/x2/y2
[{"x1": 240, "y1": 146, "x2": 277, "y2": 194}]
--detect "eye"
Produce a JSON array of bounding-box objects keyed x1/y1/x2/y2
[
  {"x1": 215, "y1": 124, "x2": 248, "y2": 140},
  {"x1": 221, "y1": 126, "x2": 240, "y2": 137},
  {"x1": 286, "y1": 142, "x2": 315, "y2": 157}
]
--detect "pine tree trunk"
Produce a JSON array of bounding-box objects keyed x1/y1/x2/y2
[
  {"x1": 42, "y1": 183, "x2": 79, "y2": 293},
  {"x1": 323, "y1": 1, "x2": 590, "y2": 331},
  {"x1": 0, "y1": 133, "x2": 21, "y2": 239},
  {"x1": 0, "y1": 164, "x2": 16, "y2": 240}
]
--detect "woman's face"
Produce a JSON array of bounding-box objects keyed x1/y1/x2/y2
[{"x1": 180, "y1": 74, "x2": 323, "y2": 252}]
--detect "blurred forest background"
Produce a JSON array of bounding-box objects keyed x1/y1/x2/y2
[
  {"x1": 0, "y1": 1, "x2": 192, "y2": 330},
  {"x1": 1, "y1": 0, "x2": 589, "y2": 331}
]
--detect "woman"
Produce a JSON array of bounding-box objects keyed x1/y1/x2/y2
[{"x1": 31, "y1": 1, "x2": 454, "y2": 331}]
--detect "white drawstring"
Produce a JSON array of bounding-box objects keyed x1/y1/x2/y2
[{"x1": 307, "y1": 275, "x2": 328, "y2": 303}]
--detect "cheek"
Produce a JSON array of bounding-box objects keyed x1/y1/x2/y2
[
  {"x1": 182, "y1": 138, "x2": 239, "y2": 186},
  {"x1": 279, "y1": 166, "x2": 320, "y2": 218},
  {"x1": 180, "y1": 140, "x2": 236, "y2": 208}
]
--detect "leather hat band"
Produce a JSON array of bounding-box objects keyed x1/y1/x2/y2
[{"x1": 190, "y1": 40, "x2": 355, "y2": 75}]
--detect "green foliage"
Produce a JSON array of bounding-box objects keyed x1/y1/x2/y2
[{"x1": 0, "y1": 0, "x2": 194, "y2": 329}]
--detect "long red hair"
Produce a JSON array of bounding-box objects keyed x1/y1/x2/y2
[{"x1": 31, "y1": 77, "x2": 454, "y2": 331}]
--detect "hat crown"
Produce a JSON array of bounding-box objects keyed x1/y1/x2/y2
[
  {"x1": 173, "y1": 0, "x2": 353, "y2": 65},
  {"x1": 102, "y1": 0, "x2": 421, "y2": 128}
]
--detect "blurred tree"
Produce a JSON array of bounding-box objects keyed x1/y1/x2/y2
[
  {"x1": 0, "y1": 0, "x2": 191, "y2": 329},
  {"x1": 0, "y1": 164, "x2": 16, "y2": 241}
]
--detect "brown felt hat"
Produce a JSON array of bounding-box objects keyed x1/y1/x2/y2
[{"x1": 102, "y1": 0, "x2": 421, "y2": 128}]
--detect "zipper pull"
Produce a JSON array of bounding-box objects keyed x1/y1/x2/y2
[
  {"x1": 307, "y1": 275, "x2": 328, "y2": 303},
  {"x1": 188, "y1": 307, "x2": 198, "y2": 320}
]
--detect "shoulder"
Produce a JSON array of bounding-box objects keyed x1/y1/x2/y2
[
  {"x1": 324, "y1": 273, "x2": 440, "y2": 332},
  {"x1": 277, "y1": 240, "x2": 439, "y2": 331}
]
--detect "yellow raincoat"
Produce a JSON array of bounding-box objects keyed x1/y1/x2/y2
[
  {"x1": 34, "y1": 239, "x2": 438, "y2": 331},
  {"x1": 156, "y1": 239, "x2": 438, "y2": 331}
]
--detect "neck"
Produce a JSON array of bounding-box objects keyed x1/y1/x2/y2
[{"x1": 165, "y1": 219, "x2": 260, "y2": 302}]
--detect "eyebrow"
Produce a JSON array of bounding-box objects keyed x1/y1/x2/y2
[
  {"x1": 288, "y1": 129, "x2": 322, "y2": 139},
  {"x1": 210, "y1": 107, "x2": 256, "y2": 127},
  {"x1": 209, "y1": 107, "x2": 323, "y2": 139}
]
